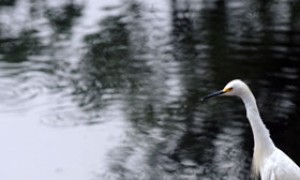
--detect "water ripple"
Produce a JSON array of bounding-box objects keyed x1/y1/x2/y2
[{"x1": 0, "y1": 61, "x2": 56, "y2": 112}]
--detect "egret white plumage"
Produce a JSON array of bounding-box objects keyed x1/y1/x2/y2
[{"x1": 201, "y1": 79, "x2": 300, "y2": 180}]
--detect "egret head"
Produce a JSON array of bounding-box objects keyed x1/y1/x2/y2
[{"x1": 201, "y1": 79, "x2": 249, "y2": 101}]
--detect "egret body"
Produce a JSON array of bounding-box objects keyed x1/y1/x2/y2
[{"x1": 201, "y1": 79, "x2": 300, "y2": 180}]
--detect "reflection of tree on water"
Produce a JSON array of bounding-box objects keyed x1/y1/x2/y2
[
  {"x1": 77, "y1": 0, "x2": 300, "y2": 179},
  {"x1": 0, "y1": 0, "x2": 16, "y2": 6},
  {"x1": 76, "y1": 1, "x2": 153, "y2": 113},
  {"x1": 0, "y1": 0, "x2": 83, "y2": 62},
  {"x1": 167, "y1": 1, "x2": 252, "y2": 179},
  {"x1": 0, "y1": 30, "x2": 41, "y2": 62},
  {"x1": 76, "y1": 3, "x2": 169, "y2": 178},
  {"x1": 45, "y1": 1, "x2": 83, "y2": 35}
]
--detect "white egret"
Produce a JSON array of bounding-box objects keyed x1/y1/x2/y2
[{"x1": 201, "y1": 79, "x2": 300, "y2": 180}]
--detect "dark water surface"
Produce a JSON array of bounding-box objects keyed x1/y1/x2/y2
[{"x1": 0, "y1": 0, "x2": 300, "y2": 179}]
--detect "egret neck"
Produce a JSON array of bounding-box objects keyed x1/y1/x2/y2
[{"x1": 240, "y1": 87, "x2": 275, "y2": 155}]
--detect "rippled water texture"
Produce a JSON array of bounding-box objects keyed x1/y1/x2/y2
[{"x1": 0, "y1": 0, "x2": 300, "y2": 180}]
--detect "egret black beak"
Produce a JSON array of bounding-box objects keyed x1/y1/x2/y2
[{"x1": 201, "y1": 90, "x2": 225, "y2": 102}]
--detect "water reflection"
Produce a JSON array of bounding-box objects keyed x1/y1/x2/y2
[
  {"x1": 45, "y1": 2, "x2": 83, "y2": 35},
  {"x1": 0, "y1": 0, "x2": 16, "y2": 6},
  {"x1": 0, "y1": 30, "x2": 41, "y2": 62},
  {"x1": 0, "y1": 0, "x2": 299, "y2": 179}
]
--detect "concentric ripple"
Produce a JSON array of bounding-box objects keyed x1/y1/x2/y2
[{"x1": 0, "y1": 61, "x2": 56, "y2": 112}]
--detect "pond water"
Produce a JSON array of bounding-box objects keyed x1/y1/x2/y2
[{"x1": 0, "y1": 0, "x2": 300, "y2": 180}]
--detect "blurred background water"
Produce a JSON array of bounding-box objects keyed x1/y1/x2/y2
[{"x1": 0, "y1": 0, "x2": 300, "y2": 179}]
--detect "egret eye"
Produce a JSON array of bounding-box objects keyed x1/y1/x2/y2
[{"x1": 224, "y1": 87, "x2": 233, "y2": 92}]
